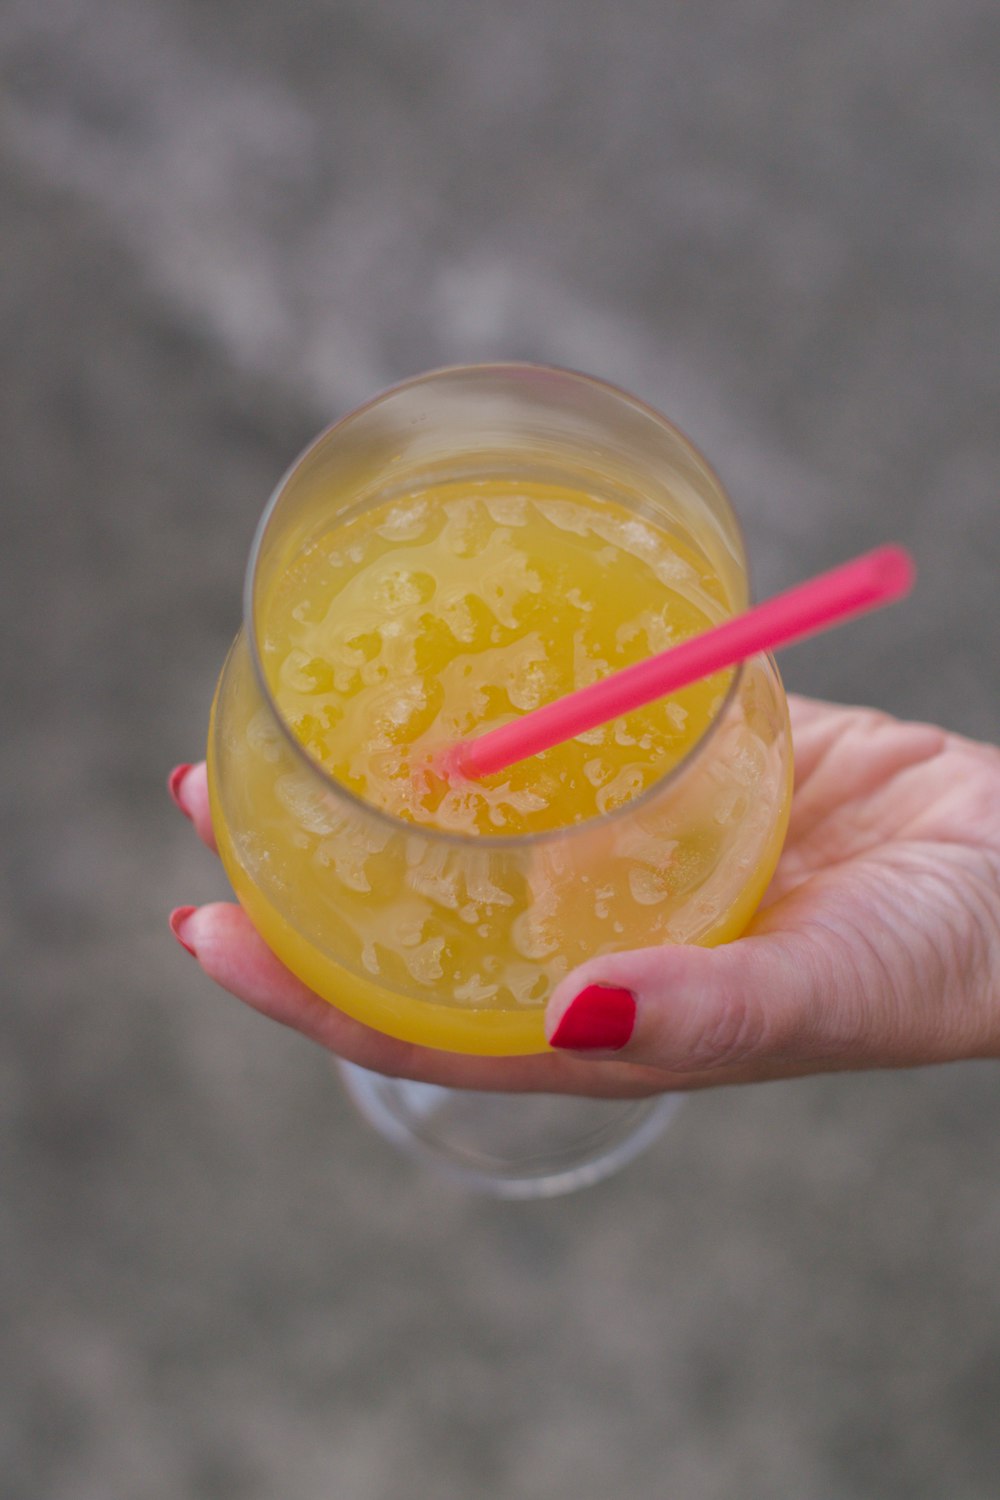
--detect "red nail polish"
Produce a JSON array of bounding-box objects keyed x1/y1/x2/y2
[
  {"x1": 549, "y1": 984, "x2": 636, "y2": 1051},
  {"x1": 169, "y1": 906, "x2": 198, "y2": 957},
  {"x1": 167, "y1": 764, "x2": 194, "y2": 818}
]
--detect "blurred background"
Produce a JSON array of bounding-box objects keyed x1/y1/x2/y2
[{"x1": 3, "y1": 1, "x2": 1000, "y2": 1495}]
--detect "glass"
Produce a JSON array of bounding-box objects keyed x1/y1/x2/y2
[{"x1": 208, "y1": 365, "x2": 792, "y2": 1195}]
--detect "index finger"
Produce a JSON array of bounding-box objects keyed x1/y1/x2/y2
[{"x1": 168, "y1": 761, "x2": 217, "y2": 852}]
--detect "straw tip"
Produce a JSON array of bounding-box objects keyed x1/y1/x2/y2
[{"x1": 870, "y1": 544, "x2": 917, "y2": 599}]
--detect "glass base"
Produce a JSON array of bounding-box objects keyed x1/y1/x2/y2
[{"x1": 337, "y1": 1061, "x2": 682, "y2": 1198}]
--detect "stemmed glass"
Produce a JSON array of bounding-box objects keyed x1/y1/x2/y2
[{"x1": 207, "y1": 365, "x2": 792, "y2": 1196}]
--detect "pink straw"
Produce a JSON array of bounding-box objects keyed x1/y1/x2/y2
[{"x1": 438, "y1": 544, "x2": 915, "y2": 781}]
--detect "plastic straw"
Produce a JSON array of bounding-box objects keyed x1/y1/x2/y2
[{"x1": 438, "y1": 544, "x2": 915, "y2": 781}]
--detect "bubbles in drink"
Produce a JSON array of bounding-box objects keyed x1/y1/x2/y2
[
  {"x1": 247, "y1": 706, "x2": 283, "y2": 763},
  {"x1": 402, "y1": 935, "x2": 446, "y2": 985},
  {"x1": 374, "y1": 499, "x2": 429, "y2": 541},
  {"x1": 275, "y1": 772, "x2": 344, "y2": 838},
  {"x1": 627, "y1": 864, "x2": 673, "y2": 907},
  {"x1": 596, "y1": 767, "x2": 647, "y2": 815},
  {"x1": 280, "y1": 650, "x2": 336, "y2": 695}
]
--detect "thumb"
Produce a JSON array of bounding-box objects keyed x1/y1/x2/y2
[{"x1": 544, "y1": 929, "x2": 882, "y2": 1082}]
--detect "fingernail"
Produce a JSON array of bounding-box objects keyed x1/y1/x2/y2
[
  {"x1": 167, "y1": 764, "x2": 194, "y2": 818},
  {"x1": 549, "y1": 984, "x2": 636, "y2": 1051},
  {"x1": 169, "y1": 906, "x2": 198, "y2": 957}
]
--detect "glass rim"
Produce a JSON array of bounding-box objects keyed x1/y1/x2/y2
[{"x1": 242, "y1": 361, "x2": 750, "y2": 851}]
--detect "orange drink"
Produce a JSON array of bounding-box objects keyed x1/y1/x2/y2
[{"x1": 208, "y1": 368, "x2": 792, "y2": 1059}]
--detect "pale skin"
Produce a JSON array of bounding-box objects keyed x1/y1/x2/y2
[{"x1": 170, "y1": 697, "x2": 1000, "y2": 1097}]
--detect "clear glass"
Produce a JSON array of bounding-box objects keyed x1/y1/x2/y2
[
  {"x1": 336, "y1": 1062, "x2": 685, "y2": 1198},
  {"x1": 207, "y1": 365, "x2": 792, "y2": 1195}
]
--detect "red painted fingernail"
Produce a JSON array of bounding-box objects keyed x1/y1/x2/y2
[
  {"x1": 169, "y1": 906, "x2": 198, "y2": 957},
  {"x1": 549, "y1": 984, "x2": 636, "y2": 1051},
  {"x1": 167, "y1": 764, "x2": 194, "y2": 818}
]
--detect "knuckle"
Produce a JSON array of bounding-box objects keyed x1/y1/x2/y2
[{"x1": 683, "y1": 985, "x2": 774, "y2": 1072}]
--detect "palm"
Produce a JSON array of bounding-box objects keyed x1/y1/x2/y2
[
  {"x1": 773, "y1": 698, "x2": 998, "y2": 898},
  {"x1": 745, "y1": 697, "x2": 1000, "y2": 1063}
]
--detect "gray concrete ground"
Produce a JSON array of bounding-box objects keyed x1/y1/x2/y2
[{"x1": 2, "y1": 2, "x2": 1000, "y2": 1496}]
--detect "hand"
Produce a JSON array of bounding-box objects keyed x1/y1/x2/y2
[{"x1": 168, "y1": 697, "x2": 1000, "y2": 1097}]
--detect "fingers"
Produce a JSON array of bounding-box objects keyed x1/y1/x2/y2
[
  {"x1": 168, "y1": 762, "x2": 217, "y2": 852},
  {"x1": 544, "y1": 935, "x2": 812, "y2": 1081},
  {"x1": 172, "y1": 901, "x2": 336, "y2": 1035},
  {"x1": 169, "y1": 900, "x2": 633, "y2": 1093},
  {"x1": 785, "y1": 692, "x2": 835, "y2": 732},
  {"x1": 542, "y1": 884, "x2": 944, "y2": 1085},
  {"x1": 171, "y1": 900, "x2": 440, "y2": 1073}
]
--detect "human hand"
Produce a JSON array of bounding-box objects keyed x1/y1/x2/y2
[{"x1": 169, "y1": 697, "x2": 1000, "y2": 1097}]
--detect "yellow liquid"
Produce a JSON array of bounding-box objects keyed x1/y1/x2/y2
[
  {"x1": 261, "y1": 481, "x2": 732, "y2": 833},
  {"x1": 210, "y1": 480, "x2": 791, "y2": 1053}
]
